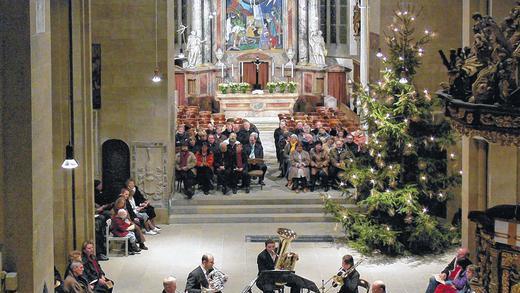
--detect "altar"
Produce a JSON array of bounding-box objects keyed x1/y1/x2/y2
[{"x1": 216, "y1": 92, "x2": 299, "y2": 118}]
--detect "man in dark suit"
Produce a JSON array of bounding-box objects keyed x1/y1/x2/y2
[
  {"x1": 256, "y1": 239, "x2": 299, "y2": 293},
  {"x1": 185, "y1": 254, "x2": 216, "y2": 293},
  {"x1": 337, "y1": 255, "x2": 359, "y2": 293},
  {"x1": 244, "y1": 132, "x2": 267, "y2": 185}
]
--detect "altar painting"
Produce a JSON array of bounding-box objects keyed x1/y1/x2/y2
[{"x1": 226, "y1": 0, "x2": 283, "y2": 51}]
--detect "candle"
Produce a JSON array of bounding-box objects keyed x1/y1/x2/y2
[
  {"x1": 272, "y1": 61, "x2": 275, "y2": 77},
  {"x1": 282, "y1": 64, "x2": 285, "y2": 78},
  {"x1": 240, "y1": 62, "x2": 243, "y2": 77},
  {"x1": 221, "y1": 64, "x2": 224, "y2": 78},
  {"x1": 231, "y1": 64, "x2": 234, "y2": 77},
  {"x1": 291, "y1": 64, "x2": 294, "y2": 78}
]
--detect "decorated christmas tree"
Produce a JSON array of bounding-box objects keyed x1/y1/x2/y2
[{"x1": 324, "y1": 6, "x2": 461, "y2": 255}]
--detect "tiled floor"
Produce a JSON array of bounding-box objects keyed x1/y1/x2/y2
[{"x1": 101, "y1": 222, "x2": 454, "y2": 293}]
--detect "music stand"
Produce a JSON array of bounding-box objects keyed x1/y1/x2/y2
[{"x1": 256, "y1": 270, "x2": 320, "y2": 293}]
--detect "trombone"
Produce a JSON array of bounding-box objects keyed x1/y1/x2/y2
[{"x1": 320, "y1": 258, "x2": 364, "y2": 293}]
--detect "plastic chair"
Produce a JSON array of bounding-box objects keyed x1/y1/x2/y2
[{"x1": 105, "y1": 218, "x2": 129, "y2": 257}]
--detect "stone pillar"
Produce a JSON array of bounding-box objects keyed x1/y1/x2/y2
[
  {"x1": 0, "y1": 0, "x2": 55, "y2": 291},
  {"x1": 360, "y1": 0, "x2": 370, "y2": 87},
  {"x1": 298, "y1": 0, "x2": 308, "y2": 64},
  {"x1": 487, "y1": 144, "x2": 519, "y2": 206},
  {"x1": 192, "y1": 0, "x2": 202, "y2": 40},
  {"x1": 307, "y1": 0, "x2": 320, "y2": 65},
  {"x1": 461, "y1": 137, "x2": 487, "y2": 262},
  {"x1": 167, "y1": 0, "x2": 177, "y2": 217},
  {"x1": 203, "y1": 0, "x2": 211, "y2": 63}
]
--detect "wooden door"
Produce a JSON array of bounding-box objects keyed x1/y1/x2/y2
[
  {"x1": 328, "y1": 72, "x2": 347, "y2": 105},
  {"x1": 175, "y1": 72, "x2": 186, "y2": 105},
  {"x1": 243, "y1": 62, "x2": 269, "y2": 90}
]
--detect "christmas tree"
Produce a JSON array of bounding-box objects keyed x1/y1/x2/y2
[{"x1": 324, "y1": 6, "x2": 461, "y2": 255}]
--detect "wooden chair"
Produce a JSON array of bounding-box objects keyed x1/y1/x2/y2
[{"x1": 247, "y1": 158, "x2": 265, "y2": 191}]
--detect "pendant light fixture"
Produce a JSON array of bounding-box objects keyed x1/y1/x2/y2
[
  {"x1": 62, "y1": 144, "x2": 79, "y2": 169},
  {"x1": 152, "y1": 0, "x2": 162, "y2": 83}
]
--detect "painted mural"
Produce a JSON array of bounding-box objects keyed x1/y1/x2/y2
[{"x1": 226, "y1": 0, "x2": 283, "y2": 51}]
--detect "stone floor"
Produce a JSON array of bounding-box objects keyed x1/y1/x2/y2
[
  {"x1": 101, "y1": 123, "x2": 455, "y2": 292},
  {"x1": 101, "y1": 222, "x2": 454, "y2": 293}
]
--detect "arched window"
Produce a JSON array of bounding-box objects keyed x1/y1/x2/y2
[{"x1": 320, "y1": 0, "x2": 350, "y2": 45}]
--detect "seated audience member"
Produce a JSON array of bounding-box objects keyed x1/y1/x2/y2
[
  {"x1": 111, "y1": 197, "x2": 147, "y2": 250},
  {"x1": 459, "y1": 265, "x2": 477, "y2": 293},
  {"x1": 310, "y1": 141, "x2": 330, "y2": 191},
  {"x1": 195, "y1": 143, "x2": 214, "y2": 195},
  {"x1": 238, "y1": 121, "x2": 256, "y2": 145},
  {"x1": 323, "y1": 136, "x2": 335, "y2": 153},
  {"x1": 205, "y1": 123, "x2": 216, "y2": 135},
  {"x1": 344, "y1": 134, "x2": 359, "y2": 155},
  {"x1": 55, "y1": 266, "x2": 65, "y2": 293},
  {"x1": 81, "y1": 240, "x2": 113, "y2": 293},
  {"x1": 162, "y1": 276, "x2": 177, "y2": 293},
  {"x1": 372, "y1": 280, "x2": 386, "y2": 293},
  {"x1": 293, "y1": 121, "x2": 304, "y2": 136},
  {"x1": 222, "y1": 120, "x2": 234, "y2": 138},
  {"x1": 316, "y1": 127, "x2": 330, "y2": 141},
  {"x1": 425, "y1": 248, "x2": 472, "y2": 293},
  {"x1": 244, "y1": 132, "x2": 267, "y2": 185},
  {"x1": 110, "y1": 209, "x2": 141, "y2": 254},
  {"x1": 299, "y1": 123, "x2": 314, "y2": 140},
  {"x1": 187, "y1": 136, "x2": 197, "y2": 153},
  {"x1": 175, "y1": 142, "x2": 197, "y2": 198},
  {"x1": 93, "y1": 180, "x2": 110, "y2": 261},
  {"x1": 302, "y1": 133, "x2": 315, "y2": 152},
  {"x1": 121, "y1": 188, "x2": 157, "y2": 235},
  {"x1": 207, "y1": 134, "x2": 219, "y2": 154},
  {"x1": 65, "y1": 250, "x2": 83, "y2": 278},
  {"x1": 175, "y1": 125, "x2": 188, "y2": 147},
  {"x1": 232, "y1": 122, "x2": 241, "y2": 134},
  {"x1": 288, "y1": 143, "x2": 311, "y2": 193},
  {"x1": 214, "y1": 142, "x2": 234, "y2": 195},
  {"x1": 226, "y1": 132, "x2": 240, "y2": 150},
  {"x1": 277, "y1": 130, "x2": 290, "y2": 178},
  {"x1": 434, "y1": 264, "x2": 477, "y2": 293},
  {"x1": 64, "y1": 261, "x2": 93, "y2": 293},
  {"x1": 126, "y1": 178, "x2": 159, "y2": 231},
  {"x1": 312, "y1": 121, "x2": 323, "y2": 136},
  {"x1": 283, "y1": 134, "x2": 299, "y2": 182},
  {"x1": 232, "y1": 143, "x2": 249, "y2": 194},
  {"x1": 195, "y1": 131, "x2": 208, "y2": 152},
  {"x1": 329, "y1": 140, "x2": 351, "y2": 188},
  {"x1": 330, "y1": 125, "x2": 347, "y2": 137},
  {"x1": 215, "y1": 124, "x2": 227, "y2": 142}
]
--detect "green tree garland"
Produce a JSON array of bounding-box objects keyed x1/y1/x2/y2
[{"x1": 324, "y1": 6, "x2": 461, "y2": 255}]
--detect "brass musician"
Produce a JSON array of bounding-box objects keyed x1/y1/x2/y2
[{"x1": 332, "y1": 255, "x2": 360, "y2": 293}]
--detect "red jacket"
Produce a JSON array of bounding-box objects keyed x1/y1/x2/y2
[
  {"x1": 195, "y1": 152, "x2": 214, "y2": 168},
  {"x1": 110, "y1": 216, "x2": 130, "y2": 237}
]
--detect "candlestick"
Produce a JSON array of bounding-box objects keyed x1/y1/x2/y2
[
  {"x1": 240, "y1": 62, "x2": 243, "y2": 80},
  {"x1": 272, "y1": 61, "x2": 275, "y2": 77},
  {"x1": 281, "y1": 64, "x2": 285, "y2": 78},
  {"x1": 291, "y1": 64, "x2": 294, "y2": 78},
  {"x1": 221, "y1": 64, "x2": 224, "y2": 78},
  {"x1": 231, "y1": 64, "x2": 234, "y2": 78}
]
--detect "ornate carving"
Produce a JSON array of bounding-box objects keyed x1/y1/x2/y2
[
  {"x1": 439, "y1": 3, "x2": 520, "y2": 107},
  {"x1": 353, "y1": 0, "x2": 361, "y2": 38},
  {"x1": 298, "y1": 0, "x2": 308, "y2": 63},
  {"x1": 131, "y1": 143, "x2": 168, "y2": 207}
]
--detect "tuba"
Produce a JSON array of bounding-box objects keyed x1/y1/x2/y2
[
  {"x1": 274, "y1": 228, "x2": 298, "y2": 271},
  {"x1": 202, "y1": 267, "x2": 228, "y2": 293}
]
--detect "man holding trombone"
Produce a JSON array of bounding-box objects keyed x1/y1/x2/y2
[{"x1": 334, "y1": 255, "x2": 360, "y2": 293}]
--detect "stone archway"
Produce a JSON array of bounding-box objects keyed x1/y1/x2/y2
[{"x1": 102, "y1": 139, "x2": 130, "y2": 202}]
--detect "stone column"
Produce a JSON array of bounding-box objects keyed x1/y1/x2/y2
[
  {"x1": 192, "y1": 0, "x2": 203, "y2": 39},
  {"x1": 307, "y1": 0, "x2": 320, "y2": 65},
  {"x1": 167, "y1": 0, "x2": 177, "y2": 218},
  {"x1": 203, "y1": 0, "x2": 211, "y2": 63},
  {"x1": 298, "y1": 0, "x2": 308, "y2": 64},
  {"x1": 461, "y1": 137, "x2": 487, "y2": 263},
  {"x1": 360, "y1": 0, "x2": 369, "y2": 87},
  {"x1": 487, "y1": 144, "x2": 519, "y2": 206},
  {"x1": 0, "y1": 0, "x2": 55, "y2": 291}
]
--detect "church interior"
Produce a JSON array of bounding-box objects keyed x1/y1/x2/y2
[{"x1": 0, "y1": 0, "x2": 519, "y2": 292}]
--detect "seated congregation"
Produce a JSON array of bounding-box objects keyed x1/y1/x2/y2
[{"x1": 175, "y1": 106, "x2": 364, "y2": 197}]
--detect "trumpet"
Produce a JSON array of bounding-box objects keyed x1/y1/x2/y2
[{"x1": 320, "y1": 258, "x2": 364, "y2": 293}]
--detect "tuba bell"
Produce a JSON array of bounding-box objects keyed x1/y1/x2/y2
[
  {"x1": 202, "y1": 267, "x2": 228, "y2": 293},
  {"x1": 274, "y1": 228, "x2": 298, "y2": 271}
]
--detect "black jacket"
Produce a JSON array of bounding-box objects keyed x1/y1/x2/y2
[
  {"x1": 185, "y1": 266, "x2": 212, "y2": 293},
  {"x1": 237, "y1": 129, "x2": 254, "y2": 145},
  {"x1": 441, "y1": 257, "x2": 472, "y2": 276},
  {"x1": 243, "y1": 143, "x2": 264, "y2": 160},
  {"x1": 338, "y1": 269, "x2": 359, "y2": 293},
  {"x1": 175, "y1": 132, "x2": 188, "y2": 147},
  {"x1": 132, "y1": 186, "x2": 146, "y2": 206},
  {"x1": 257, "y1": 249, "x2": 277, "y2": 274},
  {"x1": 81, "y1": 254, "x2": 105, "y2": 282}
]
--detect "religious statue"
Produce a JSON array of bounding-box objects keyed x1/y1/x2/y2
[
  {"x1": 309, "y1": 30, "x2": 327, "y2": 66},
  {"x1": 186, "y1": 30, "x2": 204, "y2": 68},
  {"x1": 252, "y1": 57, "x2": 263, "y2": 90},
  {"x1": 353, "y1": 0, "x2": 361, "y2": 38}
]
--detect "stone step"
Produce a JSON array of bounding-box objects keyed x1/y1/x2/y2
[
  {"x1": 169, "y1": 213, "x2": 336, "y2": 224},
  {"x1": 171, "y1": 203, "x2": 357, "y2": 215},
  {"x1": 171, "y1": 194, "x2": 347, "y2": 206}
]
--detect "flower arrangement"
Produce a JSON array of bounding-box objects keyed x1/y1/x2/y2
[
  {"x1": 287, "y1": 81, "x2": 298, "y2": 93},
  {"x1": 218, "y1": 83, "x2": 229, "y2": 94},
  {"x1": 266, "y1": 82, "x2": 277, "y2": 93},
  {"x1": 228, "y1": 82, "x2": 240, "y2": 94},
  {"x1": 239, "y1": 82, "x2": 250, "y2": 93},
  {"x1": 277, "y1": 81, "x2": 287, "y2": 93}
]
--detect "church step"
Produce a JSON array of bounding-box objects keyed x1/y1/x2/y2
[
  {"x1": 171, "y1": 203, "x2": 357, "y2": 215},
  {"x1": 168, "y1": 213, "x2": 336, "y2": 224},
  {"x1": 171, "y1": 194, "x2": 348, "y2": 206}
]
